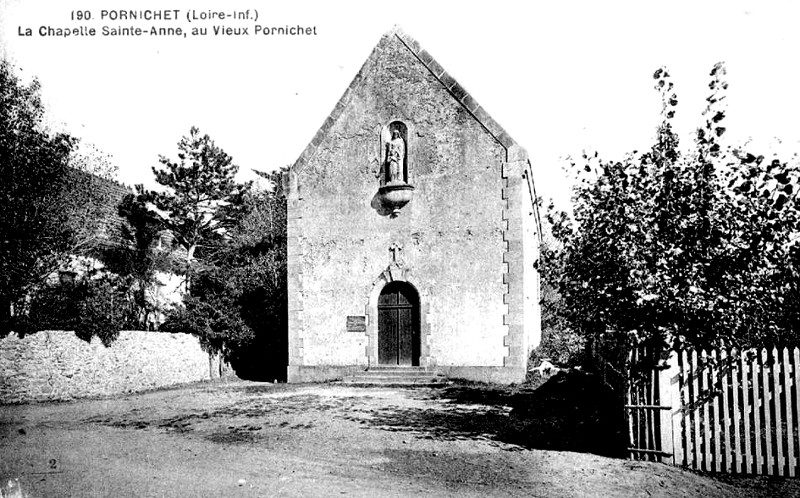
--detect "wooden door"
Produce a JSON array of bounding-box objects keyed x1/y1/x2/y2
[{"x1": 377, "y1": 282, "x2": 419, "y2": 366}]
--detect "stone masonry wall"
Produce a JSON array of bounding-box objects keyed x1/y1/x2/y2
[
  {"x1": 0, "y1": 330, "x2": 213, "y2": 404},
  {"x1": 291, "y1": 31, "x2": 508, "y2": 370}
]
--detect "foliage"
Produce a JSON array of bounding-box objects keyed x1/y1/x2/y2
[
  {"x1": 143, "y1": 127, "x2": 250, "y2": 289},
  {"x1": 0, "y1": 60, "x2": 143, "y2": 341},
  {"x1": 531, "y1": 238, "x2": 586, "y2": 368},
  {"x1": 99, "y1": 187, "x2": 173, "y2": 328},
  {"x1": 144, "y1": 127, "x2": 288, "y2": 377},
  {"x1": 162, "y1": 168, "x2": 287, "y2": 380},
  {"x1": 23, "y1": 272, "x2": 138, "y2": 346},
  {"x1": 72, "y1": 275, "x2": 138, "y2": 345},
  {"x1": 0, "y1": 60, "x2": 122, "y2": 335},
  {"x1": 0, "y1": 60, "x2": 74, "y2": 334},
  {"x1": 532, "y1": 327, "x2": 586, "y2": 370},
  {"x1": 69, "y1": 142, "x2": 119, "y2": 181},
  {"x1": 544, "y1": 63, "x2": 800, "y2": 365}
]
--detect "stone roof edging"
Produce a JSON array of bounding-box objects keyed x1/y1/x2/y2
[{"x1": 391, "y1": 26, "x2": 526, "y2": 161}]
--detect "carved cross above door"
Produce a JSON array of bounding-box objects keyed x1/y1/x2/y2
[{"x1": 389, "y1": 242, "x2": 403, "y2": 266}]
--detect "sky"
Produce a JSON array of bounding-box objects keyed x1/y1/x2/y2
[{"x1": 1, "y1": 0, "x2": 799, "y2": 205}]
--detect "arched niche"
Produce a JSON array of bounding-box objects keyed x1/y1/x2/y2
[{"x1": 379, "y1": 121, "x2": 409, "y2": 186}]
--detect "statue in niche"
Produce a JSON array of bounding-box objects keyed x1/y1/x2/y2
[
  {"x1": 372, "y1": 121, "x2": 413, "y2": 218},
  {"x1": 385, "y1": 129, "x2": 406, "y2": 184}
]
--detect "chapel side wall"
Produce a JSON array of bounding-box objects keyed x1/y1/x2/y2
[
  {"x1": 289, "y1": 33, "x2": 508, "y2": 371},
  {"x1": 522, "y1": 162, "x2": 542, "y2": 354}
]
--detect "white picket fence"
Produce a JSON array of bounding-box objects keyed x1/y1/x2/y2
[{"x1": 627, "y1": 346, "x2": 800, "y2": 476}]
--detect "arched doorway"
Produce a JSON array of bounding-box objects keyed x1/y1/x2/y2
[{"x1": 377, "y1": 281, "x2": 420, "y2": 366}]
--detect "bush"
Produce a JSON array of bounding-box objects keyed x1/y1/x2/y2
[
  {"x1": 24, "y1": 274, "x2": 137, "y2": 345},
  {"x1": 532, "y1": 327, "x2": 586, "y2": 368}
]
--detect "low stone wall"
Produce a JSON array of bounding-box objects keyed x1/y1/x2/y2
[{"x1": 0, "y1": 330, "x2": 214, "y2": 404}]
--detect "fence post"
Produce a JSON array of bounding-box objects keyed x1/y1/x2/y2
[{"x1": 660, "y1": 351, "x2": 682, "y2": 466}]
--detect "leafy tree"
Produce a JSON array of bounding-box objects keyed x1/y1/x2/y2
[
  {"x1": 144, "y1": 127, "x2": 250, "y2": 290},
  {"x1": 545, "y1": 63, "x2": 800, "y2": 375},
  {"x1": 22, "y1": 182, "x2": 166, "y2": 342},
  {"x1": 162, "y1": 168, "x2": 288, "y2": 380},
  {"x1": 0, "y1": 60, "x2": 74, "y2": 334},
  {"x1": 0, "y1": 60, "x2": 138, "y2": 339}
]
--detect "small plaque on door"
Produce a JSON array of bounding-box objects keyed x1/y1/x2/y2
[{"x1": 346, "y1": 316, "x2": 366, "y2": 333}]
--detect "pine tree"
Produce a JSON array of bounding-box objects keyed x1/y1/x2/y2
[{"x1": 145, "y1": 126, "x2": 250, "y2": 291}]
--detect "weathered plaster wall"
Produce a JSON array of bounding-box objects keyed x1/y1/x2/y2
[
  {"x1": 292, "y1": 33, "x2": 507, "y2": 370},
  {"x1": 0, "y1": 331, "x2": 214, "y2": 403}
]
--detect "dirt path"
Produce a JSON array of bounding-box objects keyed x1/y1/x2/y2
[{"x1": 0, "y1": 380, "x2": 796, "y2": 497}]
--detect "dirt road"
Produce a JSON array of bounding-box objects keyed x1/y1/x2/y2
[{"x1": 0, "y1": 380, "x2": 796, "y2": 497}]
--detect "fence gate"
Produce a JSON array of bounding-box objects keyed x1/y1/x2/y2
[
  {"x1": 629, "y1": 346, "x2": 800, "y2": 477},
  {"x1": 626, "y1": 346, "x2": 674, "y2": 463}
]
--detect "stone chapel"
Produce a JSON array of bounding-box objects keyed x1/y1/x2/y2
[{"x1": 285, "y1": 26, "x2": 541, "y2": 384}]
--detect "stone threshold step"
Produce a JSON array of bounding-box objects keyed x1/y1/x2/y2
[
  {"x1": 364, "y1": 368, "x2": 430, "y2": 370},
  {"x1": 348, "y1": 374, "x2": 443, "y2": 380},
  {"x1": 341, "y1": 381, "x2": 451, "y2": 387},
  {"x1": 358, "y1": 370, "x2": 439, "y2": 376},
  {"x1": 365, "y1": 366, "x2": 431, "y2": 371},
  {"x1": 345, "y1": 377, "x2": 444, "y2": 381}
]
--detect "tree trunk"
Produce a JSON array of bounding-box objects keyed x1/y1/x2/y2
[{"x1": 0, "y1": 296, "x2": 13, "y2": 336}]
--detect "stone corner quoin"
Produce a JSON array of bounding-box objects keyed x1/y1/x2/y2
[{"x1": 285, "y1": 26, "x2": 542, "y2": 385}]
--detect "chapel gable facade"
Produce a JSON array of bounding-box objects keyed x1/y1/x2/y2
[{"x1": 286, "y1": 27, "x2": 541, "y2": 384}]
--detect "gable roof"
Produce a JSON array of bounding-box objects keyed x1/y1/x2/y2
[
  {"x1": 67, "y1": 168, "x2": 132, "y2": 247},
  {"x1": 292, "y1": 26, "x2": 529, "y2": 173}
]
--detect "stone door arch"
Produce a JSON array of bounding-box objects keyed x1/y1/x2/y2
[{"x1": 377, "y1": 281, "x2": 419, "y2": 366}]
